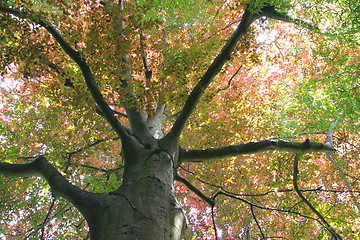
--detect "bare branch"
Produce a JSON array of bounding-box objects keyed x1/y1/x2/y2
[
  {"x1": 40, "y1": 197, "x2": 56, "y2": 239},
  {"x1": 174, "y1": 172, "x2": 214, "y2": 207},
  {"x1": 293, "y1": 154, "x2": 342, "y2": 239},
  {"x1": 25, "y1": 204, "x2": 72, "y2": 239},
  {"x1": 250, "y1": 205, "x2": 265, "y2": 239},
  {"x1": 67, "y1": 136, "x2": 120, "y2": 156},
  {"x1": 333, "y1": 135, "x2": 360, "y2": 150},
  {"x1": 216, "y1": 65, "x2": 242, "y2": 93},
  {"x1": 214, "y1": 191, "x2": 319, "y2": 221},
  {"x1": 210, "y1": 205, "x2": 218, "y2": 240},
  {"x1": 180, "y1": 139, "x2": 336, "y2": 163},
  {"x1": 0, "y1": 6, "x2": 129, "y2": 140},
  {"x1": 167, "y1": 9, "x2": 257, "y2": 140}
]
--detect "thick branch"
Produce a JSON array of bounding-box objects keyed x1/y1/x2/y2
[
  {"x1": 180, "y1": 139, "x2": 336, "y2": 163},
  {"x1": 0, "y1": 156, "x2": 92, "y2": 210},
  {"x1": 0, "y1": 6, "x2": 129, "y2": 140},
  {"x1": 107, "y1": 0, "x2": 153, "y2": 142},
  {"x1": 261, "y1": 5, "x2": 335, "y2": 37},
  {"x1": 167, "y1": 9, "x2": 257, "y2": 140}
]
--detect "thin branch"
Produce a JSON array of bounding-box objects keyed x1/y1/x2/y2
[
  {"x1": 216, "y1": 64, "x2": 242, "y2": 93},
  {"x1": 180, "y1": 139, "x2": 336, "y2": 163},
  {"x1": 174, "y1": 172, "x2": 214, "y2": 207},
  {"x1": 79, "y1": 164, "x2": 124, "y2": 174},
  {"x1": 333, "y1": 135, "x2": 360, "y2": 150},
  {"x1": 40, "y1": 197, "x2": 56, "y2": 239},
  {"x1": 250, "y1": 205, "x2": 265, "y2": 239},
  {"x1": 293, "y1": 154, "x2": 342, "y2": 239},
  {"x1": 67, "y1": 136, "x2": 120, "y2": 156},
  {"x1": 180, "y1": 166, "x2": 360, "y2": 197},
  {"x1": 24, "y1": 204, "x2": 73, "y2": 239},
  {"x1": 326, "y1": 153, "x2": 360, "y2": 212},
  {"x1": 211, "y1": 205, "x2": 218, "y2": 240},
  {"x1": 214, "y1": 191, "x2": 319, "y2": 222},
  {"x1": 0, "y1": 6, "x2": 129, "y2": 140},
  {"x1": 345, "y1": 173, "x2": 360, "y2": 181},
  {"x1": 167, "y1": 9, "x2": 257, "y2": 140},
  {"x1": 42, "y1": 59, "x2": 75, "y2": 89}
]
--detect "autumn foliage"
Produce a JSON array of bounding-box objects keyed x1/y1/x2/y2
[{"x1": 0, "y1": 0, "x2": 359, "y2": 239}]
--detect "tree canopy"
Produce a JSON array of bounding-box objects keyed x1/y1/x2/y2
[{"x1": 0, "y1": 0, "x2": 359, "y2": 239}]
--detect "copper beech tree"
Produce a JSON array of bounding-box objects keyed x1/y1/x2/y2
[{"x1": 0, "y1": 0, "x2": 359, "y2": 239}]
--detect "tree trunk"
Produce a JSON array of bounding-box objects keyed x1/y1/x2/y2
[{"x1": 82, "y1": 138, "x2": 186, "y2": 240}]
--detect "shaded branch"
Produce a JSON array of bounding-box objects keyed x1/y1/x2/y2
[
  {"x1": 0, "y1": 6, "x2": 129, "y2": 140},
  {"x1": 216, "y1": 64, "x2": 242, "y2": 93},
  {"x1": 180, "y1": 139, "x2": 336, "y2": 163},
  {"x1": 167, "y1": 9, "x2": 257, "y2": 140},
  {"x1": 293, "y1": 154, "x2": 342, "y2": 239},
  {"x1": 250, "y1": 205, "x2": 265, "y2": 239},
  {"x1": 261, "y1": 5, "x2": 335, "y2": 37},
  {"x1": 174, "y1": 172, "x2": 214, "y2": 207},
  {"x1": 210, "y1": 205, "x2": 218, "y2": 240},
  {"x1": 40, "y1": 197, "x2": 56, "y2": 239},
  {"x1": 140, "y1": 32, "x2": 152, "y2": 80},
  {"x1": 0, "y1": 156, "x2": 92, "y2": 212},
  {"x1": 107, "y1": 0, "x2": 153, "y2": 142},
  {"x1": 67, "y1": 136, "x2": 120, "y2": 156},
  {"x1": 25, "y1": 204, "x2": 72, "y2": 239},
  {"x1": 214, "y1": 191, "x2": 319, "y2": 222}
]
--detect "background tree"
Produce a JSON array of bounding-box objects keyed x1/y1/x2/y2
[{"x1": 0, "y1": 0, "x2": 359, "y2": 239}]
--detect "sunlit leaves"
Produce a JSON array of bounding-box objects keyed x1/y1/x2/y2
[{"x1": 0, "y1": 0, "x2": 359, "y2": 239}]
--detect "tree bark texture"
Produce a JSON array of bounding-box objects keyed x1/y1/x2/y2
[{"x1": 82, "y1": 139, "x2": 186, "y2": 240}]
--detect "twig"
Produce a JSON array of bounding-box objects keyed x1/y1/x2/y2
[{"x1": 216, "y1": 64, "x2": 242, "y2": 93}]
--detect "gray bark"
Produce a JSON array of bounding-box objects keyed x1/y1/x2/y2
[{"x1": 80, "y1": 136, "x2": 186, "y2": 240}]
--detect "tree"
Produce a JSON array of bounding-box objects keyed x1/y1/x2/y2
[{"x1": 0, "y1": 0, "x2": 359, "y2": 239}]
